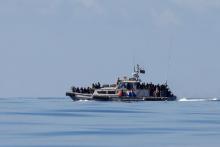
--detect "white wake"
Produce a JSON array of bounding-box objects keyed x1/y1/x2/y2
[{"x1": 178, "y1": 97, "x2": 220, "y2": 102}]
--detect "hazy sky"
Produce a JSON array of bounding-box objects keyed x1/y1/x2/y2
[{"x1": 0, "y1": 0, "x2": 220, "y2": 98}]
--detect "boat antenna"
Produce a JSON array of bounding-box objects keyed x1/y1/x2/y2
[
  {"x1": 137, "y1": 64, "x2": 140, "y2": 81},
  {"x1": 132, "y1": 52, "x2": 136, "y2": 72}
]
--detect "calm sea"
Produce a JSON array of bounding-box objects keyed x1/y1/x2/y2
[{"x1": 0, "y1": 97, "x2": 220, "y2": 147}]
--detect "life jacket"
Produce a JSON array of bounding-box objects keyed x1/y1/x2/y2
[{"x1": 118, "y1": 90, "x2": 123, "y2": 97}]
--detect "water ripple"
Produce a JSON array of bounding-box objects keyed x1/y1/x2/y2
[
  {"x1": 0, "y1": 112, "x2": 95, "y2": 117},
  {"x1": 53, "y1": 109, "x2": 151, "y2": 114}
]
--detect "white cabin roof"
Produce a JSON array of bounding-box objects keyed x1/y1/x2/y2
[
  {"x1": 99, "y1": 87, "x2": 116, "y2": 90},
  {"x1": 121, "y1": 80, "x2": 140, "y2": 83}
]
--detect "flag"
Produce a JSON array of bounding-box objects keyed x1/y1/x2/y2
[{"x1": 140, "y1": 69, "x2": 145, "y2": 74}]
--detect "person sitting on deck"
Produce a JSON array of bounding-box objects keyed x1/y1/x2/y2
[{"x1": 71, "y1": 86, "x2": 76, "y2": 92}]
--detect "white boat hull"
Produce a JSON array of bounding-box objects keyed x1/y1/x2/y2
[{"x1": 66, "y1": 92, "x2": 177, "y2": 101}]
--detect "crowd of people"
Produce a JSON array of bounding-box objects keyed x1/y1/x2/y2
[
  {"x1": 136, "y1": 82, "x2": 174, "y2": 97},
  {"x1": 71, "y1": 82, "x2": 101, "y2": 94},
  {"x1": 71, "y1": 82, "x2": 174, "y2": 97},
  {"x1": 92, "y1": 82, "x2": 101, "y2": 89},
  {"x1": 71, "y1": 86, "x2": 94, "y2": 94}
]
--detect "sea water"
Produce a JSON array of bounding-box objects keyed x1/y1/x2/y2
[{"x1": 0, "y1": 97, "x2": 220, "y2": 147}]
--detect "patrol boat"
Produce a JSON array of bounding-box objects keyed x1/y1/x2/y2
[{"x1": 66, "y1": 65, "x2": 177, "y2": 101}]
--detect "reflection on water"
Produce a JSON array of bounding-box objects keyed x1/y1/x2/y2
[{"x1": 0, "y1": 97, "x2": 220, "y2": 147}]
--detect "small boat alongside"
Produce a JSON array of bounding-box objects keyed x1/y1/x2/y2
[{"x1": 66, "y1": 65, "x2": 177, "y2": 101}]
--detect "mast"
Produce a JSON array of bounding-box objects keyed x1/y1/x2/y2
[{"x1": 132, "y1": 64, "x2": 145, "y2": 81}]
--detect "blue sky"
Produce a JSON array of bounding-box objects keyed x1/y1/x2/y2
[{"x1": 0, "y1": 0, "x2": 220, "y2": 98}]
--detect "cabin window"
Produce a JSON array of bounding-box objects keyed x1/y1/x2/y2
[
  {"x1": 102, "y1": 84, "x2": 110, "y2": 88},
  {"x1": 97, "y1": 91, "x2": 107, "y2": 94},
  {"x1": 110, "y1": 84, "x2": 116, "y2": 87},
  {"x1": 108, "y1": 91, "x2": 116, "y2": 94}
]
